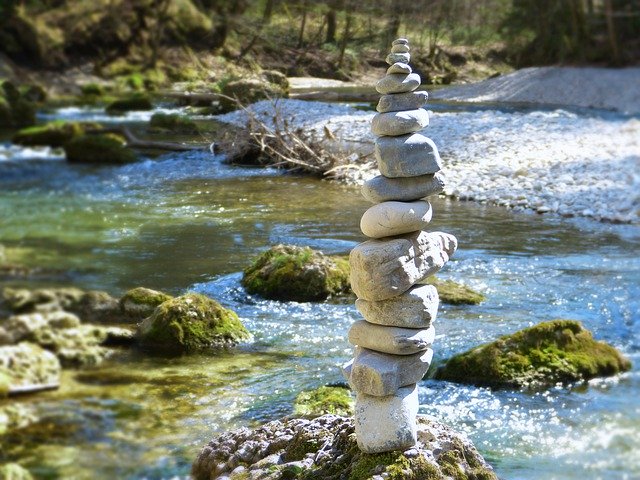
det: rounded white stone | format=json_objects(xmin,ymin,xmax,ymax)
[
  {"xmin": 356, "ymin": 284, "xmax": 439, "ymax": 328},
  {"xmin": 361, "ymin": 172, "xmax": 446, "ymax": 203},
  {"xmin": 391, "ymin": 44, "xmax": 410, "ymax": 54},
  {"xmin": 377, "ymin": 90, "xmax": 428, "ymax": 113},
  {"xmin": 360, "ymin": 200, "xmax": 432, "ymax": 238},
  {"xmin": 375, "ymin": 132, "xmax": 441, "ymax": 177},
  {"xmin": 392, "ymin": 38, "xmax": 409, "ymax": 46},
  {"xmin": 348, "ymin": 320, "xmax": 436, "ymax": 355},
  {"xmin": 386, "ymin": 52, "xmax": 410, "ymax": 65},
  {"xmin": 376, "ymin": 73, "xmax": 421, "ymax": 95},
  {"xmin": 371, "ymin": 109, "xmax": 429, "ymax": 137},
  {"xmin": 386, "ymin": 62, "xmax": 412, "ymax": 75}
]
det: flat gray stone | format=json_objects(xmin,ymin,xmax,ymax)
[
  {"xmin": 377, "ymin": 90, "xmax": 428, "ymax": 113},
  {"xmin": 375, "ymin": 73, "xmax": 421, "ymax": 95},
  {"xmin": 392, "ymin": 38, "xmax": 409, "ymax": 46},
  {"xmin": 350, "ymin": 230, "xmax": 457, "ymax": 301},
  {"xmin": 391, "ymin": 44, "xmax": 410, "ymax": 53},
  {"xmin": 348, "ymin": 320, "xmax": 435, "ymax": 355},
  {"xmin": 356, "ymin": 284, "xmax": 439, "ymax": 328},
  {"xmin": 386, "ymin": 62, "xmax": 412, "ymax": 75},
  {"xmin": 361, "ymin": 172, "xmax": 446, "ymax": 203},
  {"xmin": 354, "ymin": 384, "xmax": 419, "ymax": 453},
  {"xmin": 360, "ymin": 200, "xmax": 432, "ymax": 238},
  {"xmin": 375, "ymin": 133, "xmax": 441, "ymax": 177},
  {"xmin": 343, "ymin": 347, "xmax": 433, "ymax": 396},
  {"xmin": 371, "ymin": 109, "xmax": 429, "ymax": 137},
  {"xmin": 386, "ymin": 52, "xmax": 410, "ymax": 65}
]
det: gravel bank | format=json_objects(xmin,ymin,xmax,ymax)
[
  {"xmin": 216, "ymin": 95, "xmax": 640, "ymax": 224},
  {"xmin": 431, "ymin": 67, "xmax": 640, "ymax": 115}
]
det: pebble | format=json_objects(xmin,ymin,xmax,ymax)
[
  {"xmin": 386, "ymin": 52, "xmax": 410, "ymax": 65},
  {"xmin": 387, "ymin": 62, "xmax": 412, "ymax": 75},
  {"xmin": 349, "ymin": 231, "xmax": 457, "ymax": 301},
  {"xmin": 354, "ymin": 384, "xmax": 419, "ymax": 453},
  {"xmin": 377, "ymin": 90, "xmax": 428, "ymax": 113},
  {"xmin": 355, "ymin": 284, "xmax": 439, "ymax": 328},
  {"xmin": 348, "ymin": 321, "xmax": 435, "ymax": 355},
  {"xmin": 361, "ymin": 172, "xmax": 446, "ymax": 203},
  {"xmin": 392, "ymin": 38, "xmax": 409, "ymax": 46},
  {"xmin": 343, "ymin": 347, "xmax": 433, "ymax": 396},
  {"xmin": 371, "ymin": 109, "xmax": 429, "ymax": 137},
  {"xmin": 375, "ymin": 132, "xmax": 441, "ymax": 177},
  {"xmin": 375, "ymin": 73, "xmax": 421, "ymax": 95},
  {"xmin": 391, "ymin": 44, "xmax": 410, "ymax": 54},
  {"xmin": 360, "ymin": 200, "xmax": 432, "ymax": 238}
]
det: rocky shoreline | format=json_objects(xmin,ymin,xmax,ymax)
[{"xmin": 216, "ymin": 87, "xmax": 640, "ymax": 224}]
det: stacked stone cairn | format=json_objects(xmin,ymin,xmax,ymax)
[{"xmin": 342, "ymin": 38, "xmax": 458, "ymax": 454}]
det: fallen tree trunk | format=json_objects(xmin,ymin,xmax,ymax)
[{"xmin": 87, "ymin": 127, "xmax": 210, "ymax": 152}]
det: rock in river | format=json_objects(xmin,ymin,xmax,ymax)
[
  {"xmin": 371, "ymin": 109, "xmax": 429, "ymax": 137},
  {"xmin": 375, "ymin": 132, "xmax": 441, "ymax": 177},
  {"xmin": 435, "ymin": 319, "xmax": 632, "ymax": 389},
  {"xmin": 361, "ymin": 172, "xmax": 446, "ymax": 204},
  {"xmin": 0, "ymin": 342, "xmax": 60, "ymax": 396},
  {"xmin": 191, "ymin": 414, "xmax": 498, "ymax": 480}
]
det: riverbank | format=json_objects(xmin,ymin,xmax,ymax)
[{"xmin": 216, "ymin": 72, "xmax": 640, "ymax": 224}]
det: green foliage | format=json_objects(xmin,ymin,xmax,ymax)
[
  {"xmin": 64, "ymin": 134, "xmax": 137, "ymax": 164},
  {"xmin": 80, "ymin": 83, "xmax": 104, "ymax": 96},
  {"xmin": 136, "ymin": 293, "xmax": 251, "ymax": 352},
  {"xmin": 436, "ymin": 319, "xmax": 632, "ymax": 389},
  {"xmin": 293, "ymin": 386, "xmax": 354, "ymax": 417}
]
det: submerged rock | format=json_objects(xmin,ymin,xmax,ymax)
[
  {"xmin": 149, "ymin": 113, "xmax": 199, "ymax": 134},
  {"xmin": 119, "ymin": 287, "xmax": 173, "ymax": 322},
  {"xmin": 293, "ymin": 385, "xmax": 354, "ymax": 417},
  {"xmin": 64, "ymin": 134, "xmax": 137, "ymax": 164},
  {"xmin": 0, "ymin": 342, "xmax": 61, "ymax": 396},
  {"xmin": 242, "ymin": 245, "xmax": 351, "ymax": 302},
  {"xmin": 137, "ymin": 293, "xmax": 250, "ymax": 352},
  {"xmin": 192, "ymin": 414, "xmax": 497, "ymax": 480},
  {"xmin": 422, "ymin": 276, "xmax": 485, "ymax": 305},
  {"xmin": 435, "ymin": 319, "xmax": 632, "ymax": 389},
  {"xmin": 1, "ymin": 287, "xmax": 84, "ymax": 314},
  {"xmin": 68, "ymin": 290, "xmax": 121, "ymax": 324}
]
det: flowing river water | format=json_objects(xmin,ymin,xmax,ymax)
[{"xmin": 0, "ymin": 103, "xmax": 639, "ymax": 480}]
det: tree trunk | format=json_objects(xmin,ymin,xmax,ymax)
[
  {"xmin": 326, "ymin": 8, "xmax": 337, "ymax": 43},
  {"xmin": 297, "ymin": 0, "xmax": 308, "ymax": 48},
  {"xmin": 338, "ymin": 2, "xmax": 352, "ymax": 69},
  {"xmin": 263, "ymin": 0, "xmax": 276, "ymax": 24},
  {"xmin": 604, "ymin": 0, "xmax": 620, "ymax": 64}
]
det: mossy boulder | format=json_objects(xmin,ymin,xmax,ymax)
[
  {"xmin": 136, "ymin": 293, "xmax": 251, "ymax": 352},
  {"xmin": 1, "ymin": 287, "xmax": 85, "ymax": 314},
  {"xmin": 67, "ymin": 290, "xmax": 121, "ymax": 324},
  {"xmin": 294, "ymin": 385, "xmax": 354, "ymax": 417},
  {"xmin": 149, "ymin": 113, "xmax": 198, "ymax": 134},
  {"xmin": 64, "ymin": 133, "xmax": 137, "ymax": 164},
  {"xmin": 192, "ymin": 415, "xmax": 497, "ymax": 480},
  {"xmin": 423, "ymin": 276, "xmax": 486, "ymax": 305},
  {"xmin": 12, "ymin": 121, "xmax": 101, "ymax": 147},
  {"xmin": 119, "ymin": 287, "xmax": 173, "ymax": 321},
  {"xmin": 0, "ymin": 342, "xmax": 61, "ymax": 396},
  {"xmin": 105, "ymin": 94, "xmax": 153, "ymax": 114},
  {"xmin": 242, "ymin": 245, "xmax": 351, "ymax": 302},
  {"xmin": 0, "ymin": 463, "xmax": 33, "ymax": 480},
  {"xmin": 0, "ymin": 81, "xmax": 37, "ymax": 128},
  {"xmin": 435, "ymin": 319, "xmax": 632, "ymax": 389}
]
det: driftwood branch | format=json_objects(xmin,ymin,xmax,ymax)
[
  {"xmin": 87, "ymin": 127, "xmax": 209, "ymax": 152},
  {"xmin": 9, "ymin": 382, "xmax": 60, "ymax": 396}
]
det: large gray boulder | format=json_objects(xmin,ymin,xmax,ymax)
[{"xmin": 192, "ymin": 414, "xmax": 498, "ymax": 480}]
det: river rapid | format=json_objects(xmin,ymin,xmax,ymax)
[{"xmin": 0, "ymin": 103, "xmax": 639, "ymax": 480}]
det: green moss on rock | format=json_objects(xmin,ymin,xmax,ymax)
[
  {"xmin": 423, "ymin": 276, "xmax": 486, "ymax": 305},
  {"xmin": 12, "ymin": 121, "xmax": 101, "ymax": 147},
  {"xmin": 149, "ymin": 113, "xmax": 198, "ymax": 134},
  {"xmin": 64, "ymin": 134, "xmax": 137, "ymax": 164},
  {"xmin": 435, "ymin": 319, "xmax": 632, "ymax": 389},
  {"xmin": 0, "ymin": 463, "xmax": 33, "ymax": 480},
  {"xmin": 120, "ymin": 287, "xmax": 173, "ymax": 321},
  {"xmin": 242, "ymin": 245, "xmax": 351, "ymax": 302},
  {"xmin": 294, "ymin": 385, "xmax": 354, "ymax": 417},
  {"xmin": 105, "ymin": 94, "xmax": 153, "ymax": 114},
  {"xmin": 136, "ymin": 293, "xmax": 250, "ymax": 352}
]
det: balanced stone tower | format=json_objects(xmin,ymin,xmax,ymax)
[{"xmin": 343, "ymin": 38, "xmax": 458, "ymax": 454}]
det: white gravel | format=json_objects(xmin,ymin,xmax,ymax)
[{"xmin": 216, "ymin": 97, "xmax": 640, "ymax": 224}]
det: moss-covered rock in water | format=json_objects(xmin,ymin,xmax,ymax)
[
  {"xmin": 137, "ymin": 293, "xmax": 250, "ymax": 352},
  {"xmin": 119, "ymin": 287, "xmax": 173, "ymax": 321},
  {"xmin": 423, "ymin": 276, "xmax": 486, "ymax": 305},
  {"xmin": 12, "ymin": 121, "xmax": 101, "ymax": 147},
  {"xmin": 149, "ymin": 113, "xmax": 198, "ymax": 134},
  {"xmin": 67, "ymin": 290, "xmax": 121, "ymax": 324},
  {"xmin": 242, "ymin": 245, "xmax": 351, "ymax": 302},
  {"xmin": 220, "ymin": 78, "xmax": 287, "ymax": 112},
  {"xmin": 192, "ymin": 415, "xmax": 498, "ymax": 480},
  {"xmin": 0, "ymin": 342, "xmax": 61, "ymax": 396},
  {"xmin": 64, "ymin": 134, "xmax": 137, "ymax": 164},
  {"xmin": 294, "ymin": 385, "xmax": 354, "ymax": 417},
  {"xmin": 105, "ymin": 94, "xmax": 153, "ymax": 114},
  {"xmin": 0, "ymin": 287, "xmax": 85, "ymax": 314},
  {"xmin": 0, "ymin": 463, "xmax": 33, "ymax": 480},
  {"xmin": 435, "ymin": 319, "xmax": 632, "ymax": 389}
]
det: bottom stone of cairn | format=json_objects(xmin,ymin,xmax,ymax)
[{"xmin": 354, "ymin": 384, "xmax": 419, "ymax": 453}]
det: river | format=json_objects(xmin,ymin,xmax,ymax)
[{"xmin": 0, "ymin": 102, "xmax": 638, "ymax": 479}]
